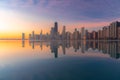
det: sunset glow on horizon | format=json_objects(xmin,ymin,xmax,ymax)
[{"xmin": 0, "ymin": 0, "xmax": 120, "ymax": 39}]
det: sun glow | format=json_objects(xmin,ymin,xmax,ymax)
[
  {"xmin": 0, "ymin": 9, "xmax": 52, "ymax": 39},
  {"xmin": 0, "ymin": 9, "xmax": 31, "ymax": 38}
]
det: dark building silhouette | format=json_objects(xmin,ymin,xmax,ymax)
[
  {"xmin": 50, "ymin": 41, "xmax": 59, "ymax": 58},
  {"xmin": 61, "ymin": 41, "xmax": 66, "ymax": 55},
  {"xmin": 50, "ymin": 22, "xmax": 59, "ymax": 40},
  {"xmin": 54, "ymin": 22, "xmax": 58, "ymax": 34},
  {"xmin": 62, "ymin": 26, "xmax": 66, "ymax": 40}
]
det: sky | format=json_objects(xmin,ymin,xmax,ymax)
[{"xmin": 0, "ymin": 0, "xmax": 120, "ymax": 39}]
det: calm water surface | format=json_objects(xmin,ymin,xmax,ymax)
[{"xmin": 0, "ymin": 40, "xmax": 120, "ymax": 80}]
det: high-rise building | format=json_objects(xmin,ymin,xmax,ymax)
[
  {"xmin": 106, "ymin": 26, "xmax": 110, "ymax": 40},
  {"xmin": 50, "ymin": 27, "xmax": 54, "ymax": 40},
  {"xmin": 35, "ymin": 34, "xmax": 40, "ymax": 41},
  {"xmin": 62, "ymin": 26, "xmax": 66, "ymax": 40},
  {"xmin": 81, "ymin": 27, "xmax": 86, "ymax": 40},
  {"xmin": 73, "ymin": 28, "xmax": 80, "ymax": 40},
  {"xmin": 109, "ymin": 21, "xmax": 120, "ymax": 40},
  {"xmin": 118, "ymin": 27, "xmax": 120, "ymax": 39},
  {"xmin": 102, "ymin": 26, "xmax": 108, "ymax": 40},
  {"xmin": 50, "ymin": 22, "xmax": 59, "ymax": 40},
  {"xmin": 29, "ymin": 34, "xmax": 32, "ymax": 40},
  {"xmin": 54, "ymin": 22, "xmax": 58, "ymax": 33},
  {"xmin": 32, "ymin": 31, "xmax": 35, "ymax": 40},
  {"xmin": 40, "ymin": 30, "xmax": 43, "ymax": 40},
  {"xmin": 85, "ymin": 30, "xmax": 89, "ymax": 40},
  {"xmin": 98, "ymin": 30, "xmax": 102, "ymax": 40},
  {"xmin": 92, "ymin": 31, "xmax": 98, "ymax": 40},
  {"xmin": 22, "ymin": 33, "xmax": 25, "ymax": 40},
  {"xmin": 66, "ymin": 32, "xmax": 71, "ymax": 40}
]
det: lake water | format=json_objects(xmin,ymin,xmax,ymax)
[{"xmin": 0, "ymin": 40, "xmax": 120, "ymax": 80}]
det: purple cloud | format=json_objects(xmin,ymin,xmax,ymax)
[{"xmin": 1, "ymin": 0, "xmax": 120, "ymax": 22}]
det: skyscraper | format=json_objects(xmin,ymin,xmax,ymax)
[
  {"xmin": 50, "ymin": 22, "xmax": 59, "ymax": 40},
  {"xmin": 22, "ymin": 33, "xmax": 25, "ymax": 40},
  {"xmin": 32, "ymin": 31, "xmax": 34, "ymax": 40},
  {"xmin": 72, "ymin": 28, "xmax": 79, "ymax": 40},
  {"xmin": 54, "ymin": 22, "xmax": 58, "ymax": 34},
  {"xmin": 109, "ymin": 21, "xmax": 120, "ymax": 39},
  {"xmin": 50, "ymin": 27, "xmax": 54, "ymax": 39},
  {"xmin": 29, "ymin": 34, "xmax": 32, "ymax": 40},
  {"xmin": 62, "ymin": 26, "xmax": 66, "ymax": 40},
  {"xmin": 81, "ymin": 27, "xmax": 86, "ymax": 40},
  {"xmin": 40, "ymin": 30, "xmax": 43, "ymax": 40}
]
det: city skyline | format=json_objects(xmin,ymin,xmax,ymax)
[
  {"xmin": 1, "ymin": 0, "xmax": 120, "ymax": 39},
  {"xmin": 1, "ymin": 1, "xmax": 120, "ymax": 80},
  {"xmin": 26, "ymin": 21, "xmax": 120, "ymax": 41}
]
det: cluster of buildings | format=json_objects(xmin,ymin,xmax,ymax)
[
  {"xmin": 22, "ymin": 21, "xmax": 120, "ymax": 41},
  {"xmin": 80, "ymin": 21, "xmax": 120, "ymax": 40},
  {"xmin": 94, "ymin": 21, "xmax": 120, "ymax": 40}
]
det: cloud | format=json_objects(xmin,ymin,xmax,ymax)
[{"xmin": 0, "ymin": 0, "xmax": 120, "ymax": 22}]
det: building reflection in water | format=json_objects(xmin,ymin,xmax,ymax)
[
  {"xmin": 50, "ymin": 41, "xmax": 59, "ymax": 58},
  {"xmin": 24, "ymin": 40, "xmax": 120, "ymax": 59},
  {"xmin": 22, "ymin": 40, "xmax": 25, "ymax": 47}
]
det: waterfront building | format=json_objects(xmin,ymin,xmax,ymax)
[
  {"xmin": 109, "ymin": 21, "xmax": 120, "ymax": 40},
  {"xmin": 66, "ymin": 32, "xmax": 71, "ymax": 40},
  {"xmin": 62, "ymin": 26, "xmax": 66, "ymax": 40},
  {"xmin": 40, "ymin": 30, "xmax": 43, "ymax": 40},
  {"xmin": 118, "ymin": 27, "xmax": 120, "ymax": 39},
  {"xmin": 32, "ymin": 31, "xmax": 35, "ymax": 40},
  {"xmin": 92, "ymin": 31, "xmax": 98, "ymax": 40},
  {"xmin": 35, "ymin": 34, "xmax": 40, "ymax": 41},
  {"xmin": 22, "ymin": 33, "xmax": 25, "ymax": 40},
  {"xmin": 102, "ymin": 27, "xmax": 107, "ymax": 40},
  {"xmin": 106, "ymin": 26, "xmax": 110, "ymax": 40},
  {"xmin": 50, "ymin": 22, "xmax": 59, "ymax": 40},
  {"xmin": 85, "ymin": 30, "xmax": 89, "ymax": 40},
  {"xmin": 87, "ymin": 32, "xmax": 92, "ymax": 40},
  {"xmin": 98, "ymin": 30, "xmax": 102, "ymax": 40},
  {"xmin": 73, "ymin": 28, "xmax": 80, "ymax": 40},
  {"xmin": 81, "ymin": 27, "xmax": 86, "ymax": 40},
  {"xmin": 54, "ymin": 22, "xmax": 58, "ymax": 34},
  {"xmin": 29, "ymin": 34, "xmax": 32, "ymax": 40}
]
